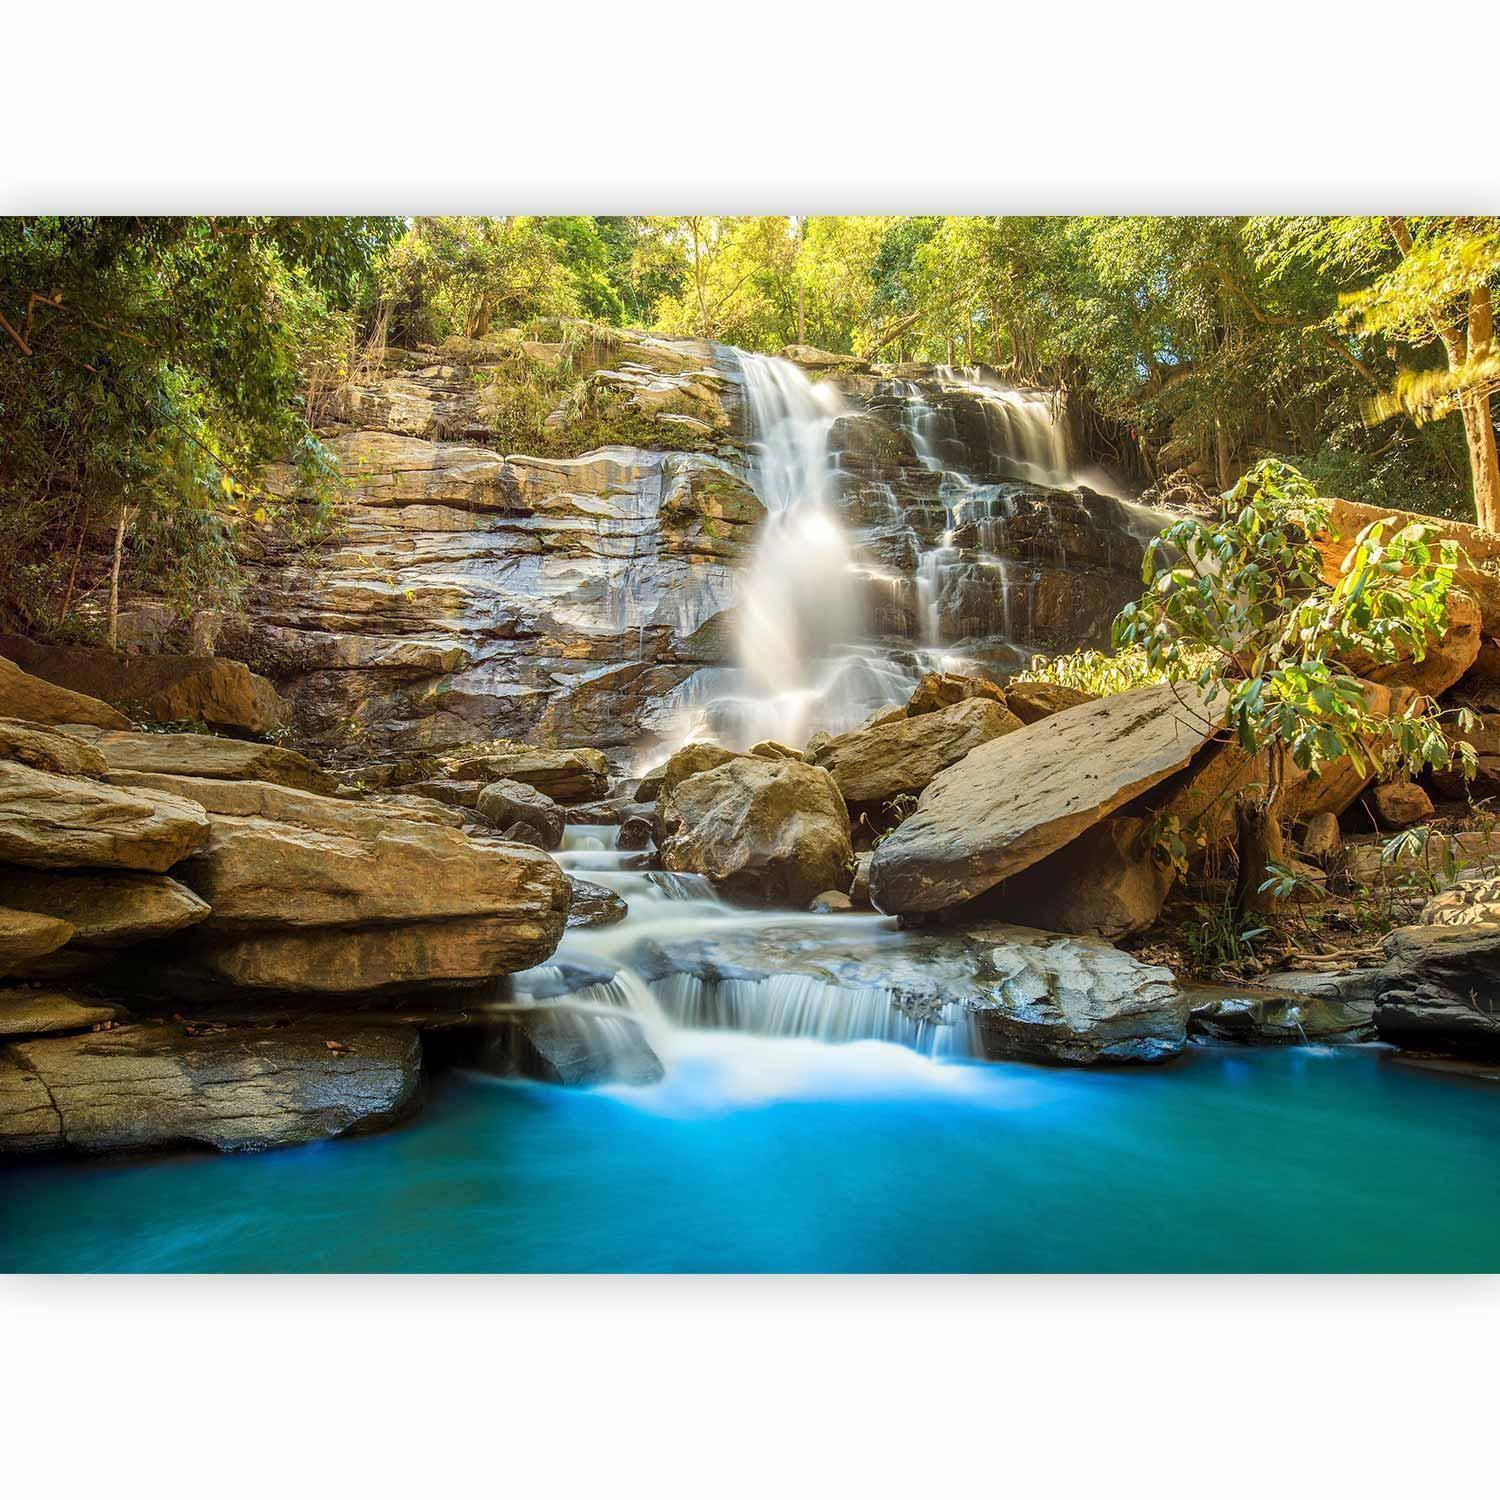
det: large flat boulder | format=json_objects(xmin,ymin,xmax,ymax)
[
  {"xmin": 447, "ymin": 747, "xmax": 608, "ymax": 803},
  {"xmin": 0, "ymin": 719, "xmax": 108, "ymax": 778},
  {"xmin": 0, "ymin": 870, "xmax": 209, "ymax": 949},
  {"xmin": 870, "ymin": 682, "xmax": 1225, "ymax": 916},
  {"xmin": 0, "ymin": 986, "xmax": 128, "ymax": 1039},
  {"xmin": 0, "ymin": 908, "xmax": 75, "ymax": 978},
  {"xmin": 1374, "ymin": 925, "xmax": 1500, "ymax": 1055},
  {"xmin": 0, "ymin": 1021, "xmax": 422, "ymax": 1155},
  {"xmin": 658, "ymin": 757, "xmax": 853, "ymax": 907},
  {"xmin": 64, "ymin": 727, "xmax": 336, "ymax": 794},
  {"xmin": 0, "ymin": 655, "xmax": 129, "ymax": 730},
  {"xmin": 0, "ymin": 763, "xmax": 210, "ymax": 872},
  {"xmin": 809, "ymin": 696, "xmax": 1021, "ymax": 807},
  {"xmin": 0, "ymin": 637, "xmax": 287, "ymax": 736},
  {"xmin": 631, "ymin": 917, "xmax": 1186, "ymax": 1064}
]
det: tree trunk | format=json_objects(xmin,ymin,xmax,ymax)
[
  {"xmin": 1459, "ymin": 391, "xmax": 1500, "ymax": 533},
  {"xmin": 1215, "ymin": 417, "xmax": 1234, "ymax": 493},
  {"xmin": 1233, "ymin": 757, "xmax": 1286, "ymax": 919},
  {"xmin": 795, "ymin": 215, "xmax": 806, "ymax": 345},
  {"xmin": 108, "ymin": 504, "xmax": 133, "ymax": 651}
]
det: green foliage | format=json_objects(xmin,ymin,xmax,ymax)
[
  {"xmin": 1114, "ymin": 459, "xmax": 1475, "ymax": 789},
  {"xmin": 0, "ymin": 215, "xmax": 397, "ymax": 633},
  {"xmin": 1013, "ymin": 643, "xmax": 1215, "ymax": 696}
]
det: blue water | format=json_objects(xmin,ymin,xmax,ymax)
[{"xmin": 3, "ymin": 1037, "xmax": 1497, "ymax": 1272}]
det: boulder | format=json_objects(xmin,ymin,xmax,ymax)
[
  {"xmin": 617, "ymin": 815, "xmax": 653, "ymax": 851},
  {"xmin": 66, "ymin": 727, "xmax": 336, "ymax": 794},
  {"xmin": 402, "ymin": 778, "xmax": 483, "ymax": 808},
  {"xmin": 1429, "ymin": 754, "xmax": 1500, "ymax": 803},
  {"xmin": 636, "ymin": 742, "xmax": 742, "ymax": 805},
  {"xmin": 1366, "ymin": 781, "xmax": 1434, "ymax": 831},
  {"xmin": 501, "ymin": 823, "xmax": 546, "ymax": 849},
  {"xmin": 0, "ymin": 870, "xmax": 209, "ymax": 950},
  {"xmin": 566, "ymin": 877, "xmax": 629, "ymax": 929},
  {"xmin": 1004, "ymin": 680, "xmax": 1096, "ymax": 725},
  {"xmin": 779, "ymin": 344, "xmax": 867, "ymax": 373},
  {"xmin": 1298, "ymin": 811, "xmax": 1343, "ymax": 862},
  {"xmin": 362, "ymin": 793, "xmax": 466, "ymax": 827},
  {"xmin": 871, "ymin": 682, "xmax": 1225, "ymax": 916},
  {"xmin": 0, "ymin": 1021, "xmax": 422, "ymax": 1155},
  {"xmin": 0, "ymin": 763, "xmax": 209, "ymax": 872},
  {"xmin": 982, "ymin": 815, "xmax": 1173, "ymax": 941},
  {"xmin": 0, "ymin": 719, "xmax": 108, "ymax": 778},
  {"xmin": 658, "ymin": 757, "xmax": 853, "ymax": 907},
  {"xmin": 849, "ymin": 852, "xmax": 873, "ymax": 907},
  {"xmin": 0, "ymin": 986, "xmax": 128, "ymax": 1039},
  {"xmin": 448, "ymin": 747, "xmax": 608, "ymax": 803},
  {"xmin": 0, "ymin": 908, "xmax": 75, "ymax": 978},
  {"xmin": 852, "ymin": 704, "xmax": 907, "ymax": 733},
  {"xmin": 809, "ymin": 889, "xmax": 854, "ymax": 913},
  {"xmin": 748, "ymin": 739, "xmax": 802, "ymax": 760},
  {"xmin": 476, "ymin": 778, "xmax": 564, "ymax": 850},
  {"xmin": 1418, "ymin": 872, "xmax": 1500, "ymax": 927},
  {"xmin": 1375, "ymin": 925, "xmax": 1500, "ymax": 1055},
  {"xmin": 0, "ymin": 638, "xmax": 286, "ymax": 736},
  {"xmin": 904, "ymin": 670, "xmax": 1008, "ymax": 718},
  {"xmin": 0, "ymin": 655, "xmax": 129, "ymax": 730},
  {"xmin": 1339, "ymin": 590, "xmax": 1481, "ymax": 698},
  {"xmin": 810, "ymin": 696, "xmax": 1022, "ymax": 807}
]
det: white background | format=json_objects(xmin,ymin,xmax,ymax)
[{"xmin": 3, "ymin": 4, "xmax": 1497, "ymax": 1493}]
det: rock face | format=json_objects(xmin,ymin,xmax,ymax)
[
  {"xmin": 0, "ymin": 637, "xmax": 286, "ymax": 736},
  {"xmin": 0, "ymin": 870, "xmax": 209, "ymax": 950},
  {"xmin": 0, "ymin": 1021, "xmax": 422, "ymax": 1155},
  {"xmin": 0, "ymin": 655, "xmax": 130, "ymax": 729},
  {"xmin": 658, "ymin": 756, "xmax": 853, "ymax": 907},
  {"xmin": 870, "ymin": 682, "xmax": 1224, "ymax": 915},
  {"xmin": 0, "ymin": 907, "xmax": 75, "ymax": 978},
  {"xmin": 0, "ymin": 763, "xmax": 210, "ymax": 872},
  {"xmin": 66, "ymin": 727, "xmax": 336, "ymax": 794},
  {"xmin": 1375, "ymin": 925, "xmax": 1500, "ymax": 1055},
  {"xmin": 449, "ymin": 747, "xmax": 608, "ymax": 803},
  {"xmin": 0, "ymin": 986, "xmax": 128, "ymax": 1038},
  {"xmin": 476, "ymin": 778, "xmax": 564, "ymax": 849},
  {"xmin": 810, "ymin": 697, "xmax": 1021, "ymax": 807}
]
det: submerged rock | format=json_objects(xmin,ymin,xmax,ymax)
[
  {"xmin": 810, "ymin": 696, "xmax": 1021, "ymax": 807},
  {"xmin": 474, "ymin": 1005, "xmax": 663, "ymax": 1087},
  {"xmin": 1375, "ymin": 925, "xmax": 1500, "ymax": 1055},
  {"xmin": 0, "ymin": 1020, "xmax": 422, "ymax": 1156},
  {"xmin": 870, "ymin": 681, "xmax": 1225, "ymax": 915},
  {"xmin": 567, "ymin": 877, "xmax": 629, "ymax": 929},
  {"xmin": 658, "ymin": 756, "xmax": 853, "ymax": 907}
]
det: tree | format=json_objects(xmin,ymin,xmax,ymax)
[
  {"xmin": 1114, "ymin": 459, "xmax": 1473, "ymax": 915},
  {"xmin": 0, "ymin": 215, "xmax": 396, "ymax": 636}
]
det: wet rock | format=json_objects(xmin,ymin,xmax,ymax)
[
  {"xmin": 0, "ymin": 1020, "xmax": 423, "ymax": 1156},
  {"xmin": 476, "ymin": 778, "xmax": 564, "ymax": 850},
  {"xmin": 617, "ymin": 815, "xmax": 653, "ymax": 851},
  {"xmin": 0, "ymin": 870, "xmax": 209, "ymax": 950},
  {"xmin": 567, "ymin": 877, "xmax": 628, "ymax": 929},
  {"xmin": 904, "ymin": 670, "xmax": 1008, "ymax": 717},
  {"xmin": 0, "ymin": 908, "xmax": 75, "ymax": 978},
  {"xmin": 810, "ymin": 696, "xmax": 1021, "ymax": 807},
  {"xmin": 809, "ymin": 889, "xmax": 854, "ymax": 913},
  {"xmin": 0, "ymin": 763, "xmax": 210, "ymax": 873},
  {"xmin": 871, "ymin": 681, "xmax": 1225, "ymax": 916},
  {"xmin": 658, "ymin": 756, "xmax": 853, "ymax": 907},
  {"xmin": 67, "ymin": 727, "xmax": 336, "ymax": 794},
  {"xmin": 1375, "ymin": 925, "xmax": 1500, "ymax": 1055},
  {"xmin": 448, "ymin": 747, "xmax": 608, "ymax": 804},
  {"xmin": 637, "ymin": 742, "xmax": 742, "ymax": 806},
  {"xmin": 0, "ymin": 986, "xmax": 129, "ymax": 1039},
  {"xmin": 1185, "ymin": 973, "xmax": 1378, "ymax": 1044},
  {"xmin": 0, "ymin": 637, "xmax": 286, "ymax": 735},
  {"xmin": 475, "ymin": 1005, "xmax": 663, "ymax": 1087},
  {"xmin": 1003, "ymin": 680, "xmax": 1096, "ymax": 725},
  {"xmin": 982, "ymin": 814, "xmax": 1173, "ymax": 941},
  {"xmin": 0, "ymin": 655, "xmax": 129, "ymax": 730},
  {"xmin": 0, "ymin": 719, "xmax": 109, "ymax": 778},
  {"xmin": 501, "ymin": 822, "xmax": 546, "ymax": 849},
  {"xmin": 1367, "ymin": 781, "xmax": 1434, "ymax": 831}
]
